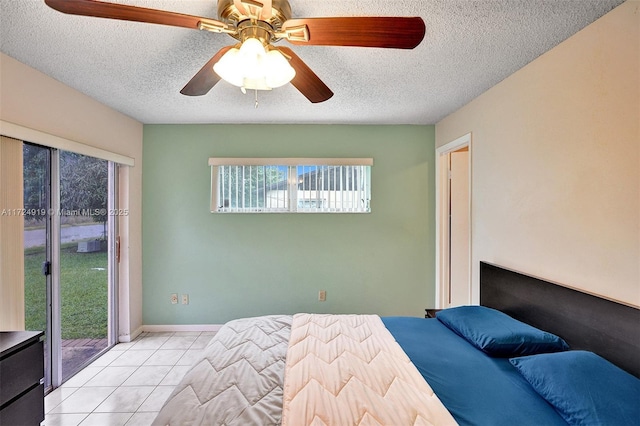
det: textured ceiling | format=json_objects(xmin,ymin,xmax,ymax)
[{"xmin": 0, "ymin": 0, "xmax": 625, "ymax": 125}]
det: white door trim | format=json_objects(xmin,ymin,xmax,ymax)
[{"xmin": 435, "ymin": 133, "xmax": 472, "ymax": 308}]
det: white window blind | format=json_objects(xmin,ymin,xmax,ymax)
[{"xmin": 209, "ymin": 158, "xmax": 373, "ymax": 213}]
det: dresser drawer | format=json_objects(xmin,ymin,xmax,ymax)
[
  {"xmin": 0, "ymin": 383, "xmax": 45, "ymax": 426},
  {"xmin": 0, "ymin": 340, "xmax": 44, "ymax": 406}
]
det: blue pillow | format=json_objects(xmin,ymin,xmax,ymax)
[
  {"xmin": 436, "ymin": 305, "xmax": 569, "ymax": 356},
  {"xmin": 510, "ymin": 351, "xmax": 640, "ymax": 425}
]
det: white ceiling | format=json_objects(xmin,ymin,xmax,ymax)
[{"xmin": 0, "ymin": 0, "xmax": 625, "ymax": 125}]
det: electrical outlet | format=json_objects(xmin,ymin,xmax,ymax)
[
  {"xmin": 182, "ymin": 294, "xmax": 189, "ymax": 305},
  {"xmin": 170, "ymin": 293, "xmax": 178, "ymax": 304},
  {"xmin": 318, "ymin": 290, "xmax": 326, "ymax": 302}
]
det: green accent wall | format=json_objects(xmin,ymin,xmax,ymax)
[{"xmin": 142, "ymin": 124, "xmax": 435, "ymax": 325}]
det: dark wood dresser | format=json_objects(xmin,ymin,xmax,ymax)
[{"xmin": 0, "ymin": 331, "xmax": 45, "ymax": 426}]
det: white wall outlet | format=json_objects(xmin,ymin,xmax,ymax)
[
  {"xmin": 182, "ymin": 294, "xmax": 189, "ymax": 305},
  {"xmin": 170, "ymin": 293, "xmax": 178, "ymax": 304},
  {"xmin": 318, "ymin": 290, "xmax": 326, "ymax": 302}
]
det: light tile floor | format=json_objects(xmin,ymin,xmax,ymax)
[{"xmin": 43, "ymin": 331, "xmax": 216, "ymax": 426}]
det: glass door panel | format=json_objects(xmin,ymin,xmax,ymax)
[{"xmin": 58, "ymin": 151, "xmax": 110, "ymax": 381}]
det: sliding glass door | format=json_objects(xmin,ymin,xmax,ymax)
[{"xmin": 23, "ymin": 143, "xmax": 118, "ymax": 389}]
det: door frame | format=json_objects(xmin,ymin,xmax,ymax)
[
  {"xmin": 50, "ymin": 148, "xmax": 63, "ymax": 387},
  {"xmin": 435, "ymin": 133, "xmax": 472, "ymax": 308},
  {"xmin": 107, "ymin": 162, "xmax": 119, "ymax": 347}
]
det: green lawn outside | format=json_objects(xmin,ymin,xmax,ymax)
[{"xmin": 24, "ymin": 243, "xmax": 108, "ymax": 339}]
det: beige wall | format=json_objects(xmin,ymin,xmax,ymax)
[
  {"xmin": 0, "ymin": 136, "xmax": 25, "ymax": 330},
  {"xmin": 436, "ymin": 1, "xmax": 639, "ymax": 306},
  {"xmin": 0, "ymin": 53, "xmax": 144, "ymax": 339}
]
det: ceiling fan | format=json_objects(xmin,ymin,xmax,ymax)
[{"xmin": 44, "ymin": 0, "xmax": 426, "ymax": 103}]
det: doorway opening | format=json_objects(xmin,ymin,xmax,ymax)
[{"xmin": 435, "ymin": 133, "xmax": 471, "ymax": 308}]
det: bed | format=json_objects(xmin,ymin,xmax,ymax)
[{"xmin": 153, "ymin": 262, "xmax": 640, "ymax": 425}]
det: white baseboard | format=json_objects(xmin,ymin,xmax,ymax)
[
  {"xmin": 142, "ymin": 324, "xmax": 223, "ymax": 333},
  {"xmin": 118, "ymin": 325, "xmax": 144, "ymax": 343}
]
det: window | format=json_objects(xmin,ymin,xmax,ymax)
[{"xmin": 209, "ymin": 158, "xmax": 373, "ymax": 213}]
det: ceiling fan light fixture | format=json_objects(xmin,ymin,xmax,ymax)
[
  {"xmin": 213, "ymin": 47, "xmax": 243, "ymax": 86},
  {"xmin": 213, "ymin": 37, "xmax": 295, "ymax": 92},
  {"xmin": 265, "ymin": 49, "xmax": 296, "ymax": 88}
]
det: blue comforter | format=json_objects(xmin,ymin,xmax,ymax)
[{"xmin": 383, "ymin": 317, "xmax": 568, "ymax": 426}]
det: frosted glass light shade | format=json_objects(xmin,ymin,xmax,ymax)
[
  {"xmin": 264, "ymin": 50, "xmax": 295, "ymax": 88},
  {"xmin": 213, "ymin": 38, "xmax": 296, "ymax": 91},
  {"xmin": 213, "ymin": 47, "xmax": 243, "ymax": 86}
]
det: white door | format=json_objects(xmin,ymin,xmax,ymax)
[{"xmin": 449, "ymin": 149, "xmax": 470, "ymax": 306}]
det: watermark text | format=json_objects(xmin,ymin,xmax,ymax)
[{"xmin": 1, "ymin": 208, "xmax": 129, "ymax": 217}]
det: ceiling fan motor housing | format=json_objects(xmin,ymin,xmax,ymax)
[{"xmin": 218, "ymin": 0, "xmax": 292, "ymax": 44}]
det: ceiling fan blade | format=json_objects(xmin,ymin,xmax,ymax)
[
  {"xmin": 282, "ymin": 17, "xmax": 425, "ymax": 49},
  {"xmin": 44, "ymin": 0, "xmax": 228, "ymax": 32},
  {"xmin": 277, "ymin": 47, "xmax": 333, "ymax": 103},
  {"xmin": 181, "ymin": 46, "xmax": 234, "ymax": 96}
]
